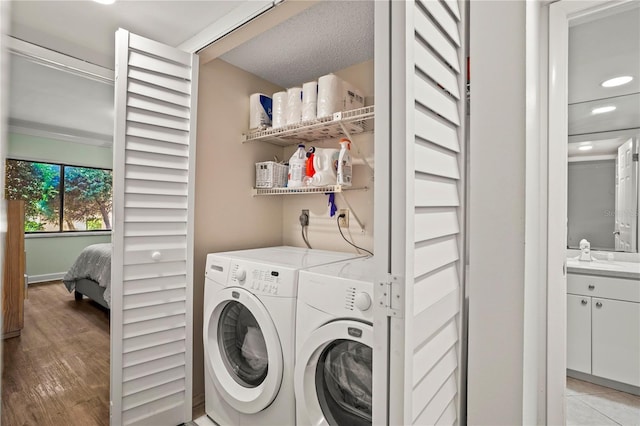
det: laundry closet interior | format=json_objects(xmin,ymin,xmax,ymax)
[
  {"xmin": 110, "ymin": 0, "xmax": 466, "ymax": 424},
  {"xmin": 191, "ymin": 0, "xmax": 375, "ymax": 415}
]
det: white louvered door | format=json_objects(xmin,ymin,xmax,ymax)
[
  {"xmin": 111, "ymin": 29, "xmax": 198, "ymax": 426},
  {"xmin": 374, "ymin": 1, "xmax": 467, "ymax": 425}
]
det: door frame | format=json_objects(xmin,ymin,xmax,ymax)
[{"xmin": 545, "ymin": 1, "xmax": 637, "ymax": 424}]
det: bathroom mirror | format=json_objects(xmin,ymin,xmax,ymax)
[
  {"xmin": 567, "ymin": 136, "xmax": 639, "ymax": 252},
  {"xmin": 566, "ymin": 4, "xmax": 640, "ymax": 253}
]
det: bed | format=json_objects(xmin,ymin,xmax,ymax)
[{"xmin": 62, "ymin": 243, "xmax": 111, "ymax": 309}]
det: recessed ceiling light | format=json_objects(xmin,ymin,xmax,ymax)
[
  {"xmin": 601, "ymin": 76, "xmax": 633, "ymax": 88},
  {"xmin": 592, "ymin": 106, "xmax": 616, "ymax": 115},
  {"xmin": 578, "ymin": 145, "xmax": 593, "ymax": 151},
  {"xmin": 93, "ymin": 0, "xmax": 116, "ymax": 4}
]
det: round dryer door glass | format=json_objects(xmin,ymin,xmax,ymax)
[
  {"xmin": 315, "ymin": 339, "xmax": 372, "ymax": 426},
  {"xmin": 218, "ymin": 301, "xmax": 269, "ymax": 388}
]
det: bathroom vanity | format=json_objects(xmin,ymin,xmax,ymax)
[{"xmin": 566, "ymin": 259, "xmax": 640, "ymax": 394}]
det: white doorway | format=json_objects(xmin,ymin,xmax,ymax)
[{"xmin": 547, "ymin": 1, "xmax": 640, "ymax": 424}]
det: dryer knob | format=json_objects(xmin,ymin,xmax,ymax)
[
  {"xmin": 235, "ymin": 268, "xmax": 247, "ymax": 282},
  {"xmin": 354, "ymin": 292, "xmax": 372, "ymax": 311}
]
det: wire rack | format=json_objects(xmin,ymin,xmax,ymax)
[
  {"xmin": 252, "ymin": 185, "xmax": 368, "ymax": 196},
  {"xmin": 242, "ymin": 105, "xmax": 375, "ymax": 146}
]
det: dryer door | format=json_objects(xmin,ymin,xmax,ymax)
[
  {"xmin": 295, "ymin": 320, "xmax": 373, "ymax": 426},
  {"xmin": 203, "ymin": 286, "xmax": 283, "ymax": 413}
]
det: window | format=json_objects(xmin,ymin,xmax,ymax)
[{"xmin": 5, "ymin": 159, "xmax": 112, "ymax": 233}]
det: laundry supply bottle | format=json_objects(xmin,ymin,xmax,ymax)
[
  {"xmin": 304, "ymin": 147, "xmax": 316, "ymax": 186},
  {"xmin": 337, "ymin": 138, "xmax": 352, "ymax": 187},
  {"xmin": 287, "ymin": 144, "xmax": 306, "ymax": 188}
]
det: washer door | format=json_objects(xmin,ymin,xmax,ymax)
[
  {"xmin": 203, "ymin": 287, "xmax": 283, "ymax": 413},
  {"xmin": 295, "ymin": 320, "xmax": 373, "ymax": 426}
]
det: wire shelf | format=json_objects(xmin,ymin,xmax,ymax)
[
  {"xmin": 242, "ymin": 105, "xmax": 375, "ymax": 146},
  {"xmin": 252, "ymin": 185, "xmax": 368, "ymax": 196}
]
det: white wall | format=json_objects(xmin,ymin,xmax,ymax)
[
  {"xmin": 193, "ymin": 58, "xmax": 285, "ymax": 404},
  {"xmin": 7, "ymin": 133, "xmax": 113, "ymax": 281},
  {"xmin": 281, "ymin": 59, "xmax": 374, "ymax": 254},
  {"xmin": 468, "ymin": 1, "xmax": 531, "ymax": 424},
  {"xmin": 25, "ymin": 233, "xmax": 111, "ymax": 281}
]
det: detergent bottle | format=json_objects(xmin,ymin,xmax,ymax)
[
  {"xmin": 337, "ymin": 138, "xmax": 352, "ymax": 187},
  {"xmin": 287, "ymin": 144, "xmax": 306, "ymax": 188}
]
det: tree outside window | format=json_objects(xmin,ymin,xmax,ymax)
[{"xmin": 5, "ymin": 159, "xmax": 112, "ymax": 233}]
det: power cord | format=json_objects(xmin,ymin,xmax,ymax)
[
  {"xmin": 336, "ymin": 214, "xmax": 373, "ymax": 256},
  {"xmin": 299, "ymin": 211, "xmax": 312, "ymax": 249}
]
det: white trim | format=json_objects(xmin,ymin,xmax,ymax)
[
  {"xmin": 569, "ymin": 128, "xmax": 640, "ymax": 143},
  {"xmin": 372, "ymin": 1, "xmax": 391, "ymax": 425},
  {"xmin": 568, "ymin": 154, "xmax": 616, "ymax": 162},
  {"xmin": 547, "ymin": 4, "xmax": 570, "ymax": 424},
  {"xmin": 184, "ymin": 47, "xmax": 199, "ymax": 423},
  {"xmin": 110, "ymin": 27, "xmax": 129, "ymax": 426},
  {"xmin": 25, "ymin": 231, "xmax": 112, "ymax": 239},
  {"xmin": 9, "ymin": 119, "xmax": 112, "ymax": 148},
  {"xmin": 387, "ymin": 1, "xmax": 411, "ymax": 423},
  {"xmin": 8, "ymin": 37, "xmax": 114, "ymax": 84},
  {"xmin": 177, "ymin": 1, "xmax": 273, "ymax": 53},
  {"xmin": 28, "ymin": 272, "xmax": 65, "ymax": 284}
]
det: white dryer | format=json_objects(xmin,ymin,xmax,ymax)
[
  {"xmin": 203, "ymin": 246, "xmax": 360, "ymax": 426},
  {"xmin": 294, "ymin": 257, "xmax": 376, "ymax": 426}
]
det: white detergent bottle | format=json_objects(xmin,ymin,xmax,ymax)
[
  {"xmin": 337, "ymin": 138, "xmax": 352, "ymax": 187},
  {"xmin": 287, "ymin": 144, "xmax": 306, "ymax": 188}
]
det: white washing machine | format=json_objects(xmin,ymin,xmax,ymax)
[
  {"xmin": 294, "ymin": 257, "xmax": 375, "ymax": 426},
  {"xmin": 203, "ymin": 246, "xmax": 361, "ymax": 426}
]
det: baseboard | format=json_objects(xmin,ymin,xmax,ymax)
[
  {"xmin": 568, "ymin": 369, "xmax": 640, "ymax": 396},
  {"xmin": 28, "ymin": 272, "xmax": 65, "ymax": 284}
]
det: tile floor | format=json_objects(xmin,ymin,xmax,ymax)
[{"xmin": 567, "ymin": 377, "xmax": 640, "ymax": 425}]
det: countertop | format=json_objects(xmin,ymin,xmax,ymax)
[{"xmin": 567, "ymin": 258, "xmax": 640, "ymax": 280}]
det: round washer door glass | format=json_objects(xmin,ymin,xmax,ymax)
[
  {"xmin": 218, "ymin": 301, "xmax": 269, "ymax": 387},
  {"xmin": 316, "ymin": 339, "xmax": 372, "ymax": 425}
]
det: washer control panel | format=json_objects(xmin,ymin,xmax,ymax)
[{"xmin": 229, "ymin": 261, "xmax": 296, "ymax": 297}]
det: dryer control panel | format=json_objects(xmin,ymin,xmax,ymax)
[{"xmin": 229, "ymin": 261, "xmax": 297, "ymax": 298}]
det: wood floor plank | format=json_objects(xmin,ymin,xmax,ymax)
[{"xmin": 1, "ymin": 281, "xmax": 110, "ymax": 426}]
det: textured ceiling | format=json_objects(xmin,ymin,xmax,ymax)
[{"xmin": 220, "ymin": 1, "xmax": 374, "ymax": 88}]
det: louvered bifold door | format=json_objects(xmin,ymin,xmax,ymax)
[
  {"xmin": 379, "ymin": 1, "xmax": 467, "ymax": 425},
  {"xmin": 111, "ymin": 29, "xmax": 198, "ymax": 426}
]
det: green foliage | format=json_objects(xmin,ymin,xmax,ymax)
[
  {"xmin": 5, "ymin": 160, "xmax": 60, "ymax": 228},
  {"xmin": 86, "ymin": 218, "xmax": 102, "ymax": 230},
  {"xmin": 64, "ymin": 167, "xmax": 113, "ymax": 229},
  {"xmin": 24, "ymin": 220, "xmax": 45, "ymax": 232}
]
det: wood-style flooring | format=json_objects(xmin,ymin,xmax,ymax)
[{"xmin": 2, "ymin": 281, "xmax": 109, "ymax": 426}]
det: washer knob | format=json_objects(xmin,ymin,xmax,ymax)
[
  {"xmin": 235, "ymin": 268, "xmax": 246, "ymax": 282},
  {"xmin": 354, "ymin": 292, "xmax": 372, "ymax": 311}
]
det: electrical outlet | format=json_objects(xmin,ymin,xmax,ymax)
[
  {"xmin": 300, "ymin": 209, "xmax": 310, "ymax": 226},
  {"xmin": 338, "ymin": 209, "xmax": 349, "ymax": 227}
]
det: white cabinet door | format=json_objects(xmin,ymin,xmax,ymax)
[
  {"xmin": 111, "ymin": 29, "xmax": 198, "ymax": 426},
  {"xmin": 592, "ymin": 298, "xmax": 640, "ymax": 387},
  {"xmin": 566, "ymin": 294, "xmax": 591, "ymax": 374},
  {"xmin": 373, "ymin": 1, "xmax": 466, "ymax": 424}
]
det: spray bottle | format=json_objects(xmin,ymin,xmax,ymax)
[{"xmin": 337, "ymin": 138, "xmax": 352, "ymax": 187}]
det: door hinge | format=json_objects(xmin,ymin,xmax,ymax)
[
  {"xmin": 633, "ymin": 153, "xmax": 638, "ymax": 162},
  {"xmin": 377, "ymin": 275, "xmax": 404, "ymax": 318}
]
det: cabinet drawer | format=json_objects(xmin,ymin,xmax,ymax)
[{"xmin": 568, "ymin": 274, "xmax": 640, "ymax": 302}]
